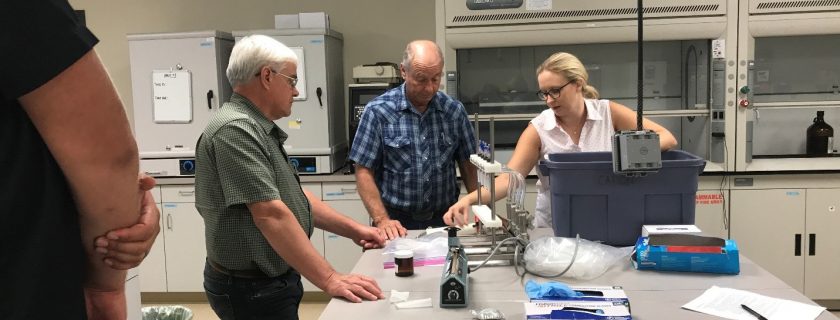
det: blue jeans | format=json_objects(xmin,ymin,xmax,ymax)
[
  {"xmin": 386, "ymin": 206, "xmax": 447, "ymax": 230},
  {"xmin": 203, "ymin": 261, "xmax": 303, "ymax": 320}
]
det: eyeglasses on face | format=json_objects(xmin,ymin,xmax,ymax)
[
  {"xmin": 536, "ymin": 80, "xmax": 574, "ymax": 101},
  {"xmin": 270, "ymin": 69, "xmax": 298, "ymax": 87},
  {"xmin": 255, "ymin": 67, "xmax": 298, "ymax": 87}
]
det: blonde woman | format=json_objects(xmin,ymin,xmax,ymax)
[{"xmin": 443, "ymin": 52, "xmax": 677, "ymax": 228}]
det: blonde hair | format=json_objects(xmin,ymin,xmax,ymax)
[{"xmin": 536, "ymin": 52, "xmax": 599, "ymax": 99}]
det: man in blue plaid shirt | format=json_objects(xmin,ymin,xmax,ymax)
[{"xmin": 349, "ymin": 40, "xmax": 478, "ymax": 240}]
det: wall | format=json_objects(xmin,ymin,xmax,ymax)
[{"xmin": 67, "ymin": 0, "xmax": 434, "ymax": 128}]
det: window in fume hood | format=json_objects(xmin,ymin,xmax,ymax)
[{"xmin": 454, "ymin": 40, "xmax": 716, "ymax": 160}]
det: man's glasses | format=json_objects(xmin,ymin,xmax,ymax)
[
  {"xmin": 536, "ymin": 80, "xmax": 573, "ymax": 101},
  {"xmin": 255, "ymin": 67, "xmax": 298, "ymax": 87},
  {"xmin": 270, "ymin": 69, "xmax": 298, "ymax": 87}
]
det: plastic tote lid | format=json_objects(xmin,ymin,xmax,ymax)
[{"xmin": 394, "ymin": 250, "xmax": 414, "ymax": 259}]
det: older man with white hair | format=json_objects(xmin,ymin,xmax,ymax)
[{"xmin": 195, "ymin": 35, "xmax": 385, "ymax": 319}]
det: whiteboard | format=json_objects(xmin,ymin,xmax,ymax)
[
  {"xmin": 152, "ymin": 70, "xmax": 192, "ymax": 123},
  {"xmin": 291, "ymin": 47, "xmax": 306, "ymax": 100}
]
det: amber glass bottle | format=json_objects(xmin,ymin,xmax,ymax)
[{"xmin": 806, "ymin": 111, "xmax": 834, "ymax": 155}]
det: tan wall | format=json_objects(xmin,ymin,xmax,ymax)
[{"xmin": 67, "ymin": 0, "xmax": 434, "ymax": 128}]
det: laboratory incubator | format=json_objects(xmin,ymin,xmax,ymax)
[{"xmin": 128, "ymin": 31, "xmax": 234, "ymax": 177}]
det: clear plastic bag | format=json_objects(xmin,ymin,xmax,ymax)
[
  {"xmin": 141, "ymin": 305, "xmax": 193, "ymax": 320},
  {"xmin": 381, "ymin": 232, "xmax": 449, "ymax": 268},
  {"xmin": 523, "ymin": 236, "xmax": 633, "ymax": 280}
]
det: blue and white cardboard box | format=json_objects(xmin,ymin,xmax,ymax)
[
  {"xmin": 531, "ymin": 286, "xmax": 629, "ymax": 304},
  {"xmin": 633, "ymin": 235, "xmax": 740, "ymax": 274},
  {"xmin": 525, "ymin": 300, "xmax": 632, "ymax": 319}
]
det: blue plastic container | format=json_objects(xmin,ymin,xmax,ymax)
[{"xmin": 537, "ymin": 150, "xmax": 706, "ymax": 246}]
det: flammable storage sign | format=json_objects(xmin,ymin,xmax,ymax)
[{"xmin": 695, "ymin": 193, "xmax": 723, "ymax": 205}]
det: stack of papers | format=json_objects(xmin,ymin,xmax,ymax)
[{"xmin": 683, "ymin": 286, "xmax": 825, "ymax": 320}]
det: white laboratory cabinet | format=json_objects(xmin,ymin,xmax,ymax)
[
  {"xmin": 137, "ymin": 185, "xmax": 207, "ymax": 293},
  {"xmin": 729, "ymin": 174, "xmax": 840, "ymax": 303},
  {"xmin": 160, "ymin": 185, "xmax": 206, "ymax": 292}
]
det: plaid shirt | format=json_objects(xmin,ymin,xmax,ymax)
[
  {"xmin": 195, "ymin": 93, "xmax": 312, "ymax": 277},
  {"xmin": 349, "ymin": 84, "xmax": 476, "ymax": 217}
]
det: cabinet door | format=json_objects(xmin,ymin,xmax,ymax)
[
  {"xmin": 138, "ymin": 203, "xmax": 168, "ymax": 292},
  {"xmin": 805, "ymin": 188, "xmax": 840, "ymax": 299},
  {"xmin": 323, "ymin": 200, "xmax": 368, "ymax": 274},
  {"xmin": 162, "ymin": 202, "xmax": 207, "ymax": 292},
  {"xmin": 730, "ymin": 189, "xmax": 805, "ymax": 291}
]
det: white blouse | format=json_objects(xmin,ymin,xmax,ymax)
[{"xmin": 531, "ymin": 99, "xmax": 614, "ymax": 228}]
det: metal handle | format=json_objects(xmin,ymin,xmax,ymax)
[
  {"xmin": 809, "ymin": 233, "xmax": 816, "ymax": 256},
  {"xmin": 339, "ymin": 187, "xmax": 358, "ymax": 193},
  {"xmin": 795, "ymin": 234, "xmax": 802, "ymax": 256},
  {"xmin": 166, "ymin": 214, "xmax": 173, "ymax": 231},
  {"xmin": 178, "ymin": 190, "xmax": 195, "ymax": 196},
  {"xmin": 206, "ymin": 90, "xmax": 214, "ymax": 110}
]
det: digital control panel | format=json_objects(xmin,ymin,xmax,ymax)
[{"xmin": 289, "ymin": 156, "xmax": 317, "ymax": 173}]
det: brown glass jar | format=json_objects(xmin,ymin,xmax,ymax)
[
  {"xmin": 806, "ymin": 111, "xmax": 834, "ymax": 155},
  {"xmin": 394, "ymin": 250, "xmax": 414, "ymax": 277}
]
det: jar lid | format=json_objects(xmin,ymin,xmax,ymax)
[{"xmin": 394, "ymin": 250, "xmax": 414, "ymax": 259}]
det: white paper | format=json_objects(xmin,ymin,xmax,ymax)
[
  {"xmin": 389, "ymin": 290, "xmax": 409, "ymax": 304},
  {"xmin": 151, "ymin": 70, "xmax": 192, "ymax": 123},
  {"xmin": 394, "ymin": 298, "xmax": 432, "ymax": 309},
  {"xmin": 682, "ymin": 286, "xmax": 825, "ymax": 320}
]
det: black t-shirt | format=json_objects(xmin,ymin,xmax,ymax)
[{"xmin": 0, "ymin": 1, "xmax": 99, "ymax": 319}]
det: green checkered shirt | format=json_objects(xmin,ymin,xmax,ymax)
[{"xmin": 195, "ymin": 93, "xmax": 312, "ymax": 277}]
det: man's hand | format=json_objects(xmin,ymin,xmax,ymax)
[
  {"xmin": 84, "ymin": 287, "xmax": 127, "ymax": 320},
  {"xmin": 374, "ymin": 217, "xmax": 407, "ymax": 240},
  {"xmin": 94, "ymin": 173, "xmax": 160, "ymax": 269},
  {"xmin": 354, "ymin": 225, "xmax": 386, "ymax": 250},
  {"xmin": 323, "ymin": 272, "xmax": 384, "ymax": 303},
  {"xmin": 443, "ymin": 198, "xmax": 472, "ymax": 227}
]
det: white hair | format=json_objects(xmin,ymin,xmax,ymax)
[{"xmin": 226, "ymin": 35, "xmax": 298, "ymax": 87}]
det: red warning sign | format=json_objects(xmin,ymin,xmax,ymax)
[{"xmin": 695, "ymin": 193, "xmax": 723, "ymax": 205}]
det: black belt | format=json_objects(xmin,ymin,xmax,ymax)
[{"xmin": 208, "ymin": 259, "xmax": 270, "ymax": 279}]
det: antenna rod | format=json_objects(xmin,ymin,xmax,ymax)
[{"xmin": 637, "ymin": 0, "xmax": 644, "ymax": 131}]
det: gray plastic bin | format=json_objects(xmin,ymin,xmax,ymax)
[{"xmin": 538, "ymin": 150, "xmax": 706, "ymax": 246}]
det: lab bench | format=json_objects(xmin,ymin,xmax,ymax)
[{"xmin": 320, "ymin": 230, "xmax": 839, "ymax": 319}]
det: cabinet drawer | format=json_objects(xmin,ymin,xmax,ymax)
[
  {"xmin": 322, "ymin": 182, "xmax": 360, "ymax": 200},
  {"xmin": 161, "ymin": 185, "xmax": 196, "ymax": 203}
]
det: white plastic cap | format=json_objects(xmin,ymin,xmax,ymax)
[{"xmin": 394, "ymin": 250, "xmax": 413, "ymax": 259}]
